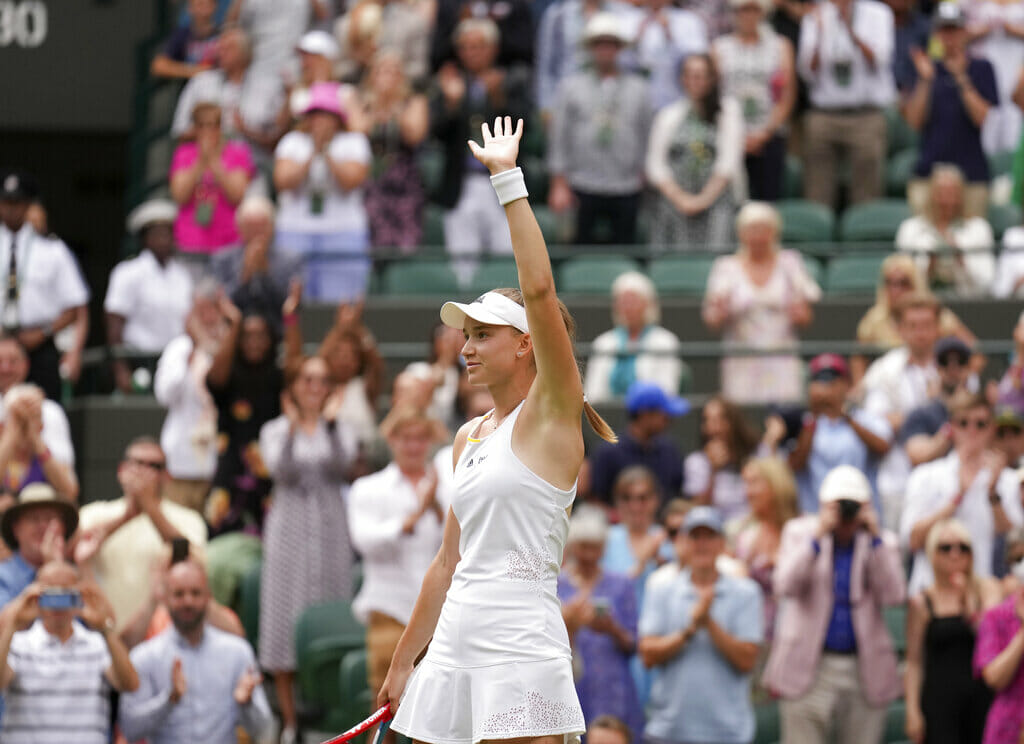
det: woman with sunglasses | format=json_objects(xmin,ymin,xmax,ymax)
[
  {"xmin": 905, "ymin": 519, "xmax": 1000, "ymax": 744},
  {"xmin": 902, "ymin": 391, "xmax": 1024, "ymax": 598}
]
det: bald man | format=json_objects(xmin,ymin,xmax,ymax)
[{"xmin": 120, "ymin": 560, "xmax": 272, "ymax": 744}]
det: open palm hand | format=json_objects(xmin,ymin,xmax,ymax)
[{"xmin": 468, "ymin": 116, "xmax": 523, "ymax": 175}]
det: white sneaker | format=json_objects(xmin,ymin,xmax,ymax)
[{"xmin": 280, "ymin": 726, "xmax": 298, "ymax": 744}]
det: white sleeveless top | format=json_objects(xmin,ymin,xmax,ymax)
[
  {"xmin": 430, "ymin": 400, "xmax": 576, "ymax": 666},
  {"xmin": 392, "ymin": 401, "xmax": 585, "ymax": 744}
]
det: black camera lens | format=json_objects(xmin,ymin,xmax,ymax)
[{"xmin": 838, "ymin": 499, "xmax": 861, "ymax": 522}]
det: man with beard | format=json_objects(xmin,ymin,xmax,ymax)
[{"xmin": 119, "ymin": 559, "xmax": 271, "ymax": 744}]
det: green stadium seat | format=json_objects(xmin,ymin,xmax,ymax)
[
  {"xmin": 884, "ymin": 603, "xmax": 907, "ymax": 658},
  {"xmin": 295, "ymin": 600, "xmax": 366, "ymax": 733},
  {"xmin": 420, "ymin": 204, "xmax": 446, "ymax": 249},
  {"xmin": 885, "ymin": 699, "xmax": 907, "ymax": 744},
  {"xmin": 381, "ymin": 260, "xmax": 460, "ymax": 295},
  {"xmin": 802, "ymin": 254, "xmax": 823, "ymax": 287},
  {"xmin": 989, "ymin": 149, "xmax": 1016, "ymax": 178},
  {"xmin": 557, "ymin": 256, "xmax": 642, "ymax": 294},
  {"xmin": 522, "ymin": 111, "xmax": 547, "ymax": 159},
  {"xmin": 885, "ymin": 106, "xmax": 918, "ymax": 155},
  {"xmin": 678, "ymin": 359, "xmax": 693, "ymax": 394},
  {"xmin": 238, "ymin": 563, "xmax": 261, "ymax": 654},
  {"xmin": 825, "ymin": 254, "xmax": 888, "ymax": 295},
  {"xmin": 838, "ymin": 199, "xmax": 911, "ymax": 243},
  {"xmin": 337, "ymin": 649, "xmax": 374, "ymax": 744},
  {"xmin": 648, "ymin": 254, "xmax": 717, "ymax": 297},
  {"xmin": 784, "ymin": 155, "xmax": 803, "ymax": 199},
  {"xmin": 523, "ymin": 156, "xmax": 550, "ymax": 203},
  {"xmin": 988, "ymin": 202, "xmax": 1022, "ymax": 240},
  {"xmin": 886, "ymin": 148, "xmax": 917, "ymax": 198},
  {"xmin": 776, "ymin": 199, "xmax": 835, "ymax": 243},
  {"xmin": 467, "ymin": 258, "xmax": 519, "ymax": 295},
  {"xmin": 754, "ymin": 701, "xmax": 781, "ymax": 744},
  {"xmin": 417, "ymin": 144, "xmax": 445, "ymax": 195},
  {"xmin": 533, "ymin": 205, "xmax": 563, "ymax": 245}
]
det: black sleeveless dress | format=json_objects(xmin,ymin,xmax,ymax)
[{"xmin": 920, "ymin": 593, "xmax": 993, "ymax": 744}]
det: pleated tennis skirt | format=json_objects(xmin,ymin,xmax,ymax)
[{"xmin": 391, "ymin": 655, "xmax": 585, "ymax": 744}]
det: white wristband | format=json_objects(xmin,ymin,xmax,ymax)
[{"xmin": 490, "ymin": 167, "xmax": 529, "ymax": 206}]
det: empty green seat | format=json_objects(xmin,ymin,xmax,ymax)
[
  {"xmin": 988, "ymin": 202, "xmax": 1021, "ymax": 239},
  {"xmin": 824, "ymin": 254, "xmax": 888, "ymax": 295},
  {"xmin": 884, "ymin": 603, "xmax": 907, "ymax": 658},
  {"xmin": 336, "ymin": 649, "xmax": 374, "ymax": 744},
  {"xmin": 838, "ymin": 199, "xmax": 911, "ymax": 243},
  {"xmin": 784, "ymin": 155, "xmax": 804, "ymax": 199},
  {"xmin": 295, "ymin": 600, "xmax": 366, "ymax": 732},
  {"xmin": 989, "ymin": 149, "xmax": 1016, "ymax": 178},
  {"xmin": 754, "ymin": 701, "xmax": 781, "ymax": 744},
  {"xmin": 420, "ymin": 204, "xmax": 446, "ymax": 249},
  {"xmin": 381, "ymin": 260, "xmax": 460, "ymax": 295},
  {"xmin": 886, "ymin": 148, "xmax": 918, "ymax": 198},
  {"xmin": 885, "ymin": 106, "xmax": 918, "ymax": 154},
  {"xmin": 776, "ymin": 200, "xmax": 835, "ymax": 243},
  {"xmin": 648, "ymin": 254, "xmax": 717, "ymax": 297},
  {"xmin": 802, "ymin": 254, "xmax": 823, "ymax": 287},
  {"xmin": 238, "ymin": 563, "xmax": 261, "ymax": 654},
  {"xmin": 885, "ymin": 699, "xmax": 907, "ymax": 744},
  {"xmin": 467, "ymin": 258, "xmax": 519, "ymax": 295},
  {"xmin": 557, "ymin": 256, "xmax": 642, "ymax": 294}
]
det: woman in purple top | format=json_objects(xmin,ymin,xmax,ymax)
[
  {"xmin": 557, "ymin": 506, "xmax": 643, "ymax": 743},
  {"xmin": 974, "ymin": 574, "xmax": 1024, "ymax": 744}
]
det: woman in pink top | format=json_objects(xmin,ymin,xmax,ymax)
[
  {"xmin": 974, "ymin": 574, "xmax": 1024, "ymax": 744},
  {"xmin": 170, "ymin": 101, "xmax": 254, "ymax": 255}
]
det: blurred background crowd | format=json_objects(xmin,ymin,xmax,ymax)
[{"xmin": 3, "ymin": 0, "xmax": 1024, "ymax": 741}]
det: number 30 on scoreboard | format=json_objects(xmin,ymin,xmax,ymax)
[{"xmin": 0, "ymin": 0, "xmax": 47, "ymax": 48}]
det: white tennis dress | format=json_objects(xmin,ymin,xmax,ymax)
[{"xmin": 391, "ymin": 401, "xmax": 586, "ymax": 744}]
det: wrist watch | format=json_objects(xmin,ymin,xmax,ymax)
[{"xmin": 99, "ymin": 616, "xmax": 116, "ymax": 635}]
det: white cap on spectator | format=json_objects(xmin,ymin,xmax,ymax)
[
  {"xmin": 127, "ymin": 199, "xmax": 178, "ymax": 234},
  {"xmin": 582, "ymin": 12, "xmax": 633, "ymax": 45},
  {"xmin": 819, "ymin": 465, "xmax": 872, "ymax": 504},
  {"xmin": 297, "ymin": 30, "xmax": 340, "ymax": 61}
]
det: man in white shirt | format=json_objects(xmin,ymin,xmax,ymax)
[
  {"xmin": 76, "ymin": 437, "xmax": 208, "ymax": 632},
  {"xmin": 0, "ymin": 170, "xmax": 91, "ymax": 401},
  {"xmin": 347, "ymin": 407, "xmax": 449, "ymax": 700},
  {"xmin": 0, "ymin": 335, "xmax": 75, "ymax": 469},
  {"xmin": 901, "ymin": 391, "xmax": 1024, "ymax": 595},
  {"xmin": 862, "ymin": 292, "xmax": 943, "ymax": 528},
  {"xmin": 797, "ymin": 0, "xmax": 895, "ymax": 208},
  {"xmin": 105, "ymin": 199, "xmax": 194, "ymax": 395}
]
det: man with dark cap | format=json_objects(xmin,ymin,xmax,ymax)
[
  {"xmin": 0, "ymin": 170, "xmax": 90, "ymax": 401},
  {"xmin": 786, "ymin": 353, "xmax": 892, "ymax": 515}
]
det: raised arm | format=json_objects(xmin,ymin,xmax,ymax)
[{"xmin": 467, "ymin": 118, "xmax": 583, "ymax": 422}]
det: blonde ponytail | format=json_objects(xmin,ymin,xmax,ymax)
[{"xmin": 584, "ymin": 400, "xmax": 618, "ymax": 443}]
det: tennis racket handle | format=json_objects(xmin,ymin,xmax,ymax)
[{"xmin": 321, "ymin": 704, "xmax": 393, "ymax": 744}]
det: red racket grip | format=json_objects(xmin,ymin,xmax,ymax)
[{"xmin": 321, "ymin": 704, "xmax": 393, "ymax": 744}]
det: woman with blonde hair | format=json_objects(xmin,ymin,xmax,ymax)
[
  {"xmin": 584, "ymin": 271, "xmax": 682, "ymax": 404},
  {"xmin": 732, "ymin": 456, "xmax": 798, "ymax": 638},
  {"xmin": 852, "ymin": 255, "xmax": 974, "ymax": 384},
  {"xmin": 379, "ymin": 118, "xmax": 615, "ymax": 744},
  {"xmin": 703, "ymin": 201, "xmax": 820, "ymax": 404},
  {"xmin": 904, "ymin": 518, "xmax": 1000, "ymax": 744}
]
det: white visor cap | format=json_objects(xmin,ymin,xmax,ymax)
[{"xmin": 440, "ymin": 292, "xmax": 529, "ymax": 334}]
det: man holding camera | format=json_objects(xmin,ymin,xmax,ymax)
[
  {"xmin": 0, "ymin": 560, "xmax": 137, "ymax": 743},
  {"xmin": 763, "ymin": 465, "xmax": 905, "ymax": 744}
]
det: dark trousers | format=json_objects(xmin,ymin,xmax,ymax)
[
  {"xmin": 27, "ymin": 336, "xmax": 61, "ymax": 402},
  {"xmin": 745, "ymin": 133, "xmax": 787, "ymax": 202},
  {"xmin": 573, "ymin": 190, "xmax": 640, "ymax": 245}
]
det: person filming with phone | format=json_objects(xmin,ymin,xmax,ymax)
[
  {"xmin": 763, "ymin": 465, "xmax": 906, "ymax": 744},
  {"xmin": 0, "ymin": 560, "xmax": 137, "ymax": 743}
]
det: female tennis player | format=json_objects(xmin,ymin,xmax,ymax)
[{"xmin": 378, "ymin": 116, "xmax": 616, "ymax": 744}]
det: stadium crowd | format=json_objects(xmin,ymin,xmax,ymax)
[{"xmin": 2, "ymin": 0, "xmax": 1024, "ymax": 741}]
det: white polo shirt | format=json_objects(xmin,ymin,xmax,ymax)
[
  {"xmin": 0, "ymin": 224, "xmax": 90, "ymax": 329},
  {"xmin": 104, "ymin": 251, "xmax": 193, "ymax": 352},
  {"xmin": 797, "ymin": 0, "xmax": 896, "ymax": 109},
  {"xmin": 347, "ymin": 462, "xmax": 450, "ymax": 625},
  {"xmin": 3, "ymin": 620, "xmax": 112, "ymax": 744},
  {"xmin": 900, "ymin": 452, "xmax": 1024, "ymax": 595}
]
